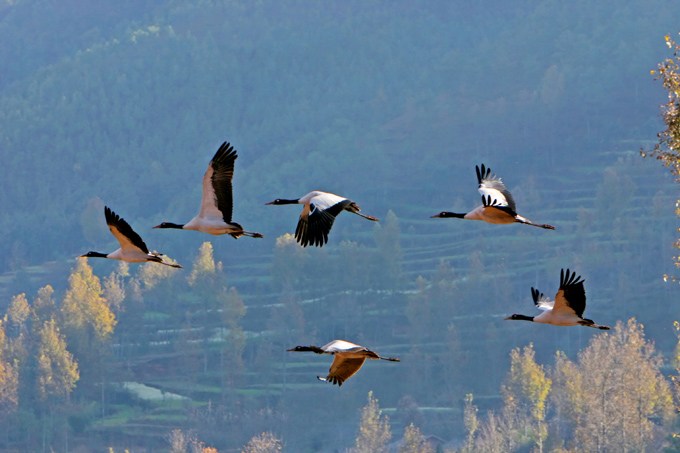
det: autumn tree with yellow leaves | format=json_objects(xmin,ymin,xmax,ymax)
[
  {"xmin": 643, "ymin": 33, "xmax": 680, "ymax": 178},
  {"xmin": 551, "ymin": 319, "xmax": 674, "ymax": 451},
  {"xmin": 643, "ymin": 32, "xmax": 680, "ymax": 280},
  {"xmin": 60, "ymin": 259, "xmax": 116, "ymax": 359},
  {"xmin": 398, "ymin": 423, "xmax": 434, "ymax": 453},
  {"xmin": 464, "ymin": 320, "xmax": 672, "ymax": 452},
  {"xmin": 354, "ymin": 391, "xmax": 392, "ymax": 453},
  {"xmin": 35, "ymin": 319, "xmax": 78, "ymax": 404},
  {"xmin": 60, "ymin": 258, "xmax": 115, "ymax": 403},
  {"xmin": 0, "ymin": 286, "xmax": 79, "ymax": 451},
  {"xmin": 0, "ymin": 321, "xmax": 18, "ymax": 422},
  {"xmin": 502, "ymin": 344, "xmax": 551, "ymax": 453},
  {"xmin": 241, "ymin": 431, "xmax": 283, "ymax": 453}
]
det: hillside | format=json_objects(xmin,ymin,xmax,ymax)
[{"xmin": 0, "ymin": 1, "xmax": 679, "ymax": 451}]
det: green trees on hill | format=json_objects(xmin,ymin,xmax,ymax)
[
  {"xmin": 0, "ymin": 1, "xmax": 678, "ymax": 451},
  {"xmin": 0, "ymin": 0, "xmax": 673, "ymax": 273},
  {"xmin": 0, "ymin": 219, "xmax": 675, "ymax": 451}
]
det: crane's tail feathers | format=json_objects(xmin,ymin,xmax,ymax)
[
  {"xmin": 516, "ymin": 216, "xmax": 555, "ymax": 230},
  {"xmin": 148, "ymin": 255, "xmax": 182, "ymax": 268},
  {"xmin": 581, "ymin": 319, "xmax": 610, "ymax": 330},
  {"xmin": 346, "ymin": 202, "xmax": 378, "ymax": 221},
  {"xmin": 379, "ymin": 357, "xmax": 401, "ymax": 362},
  {"xmin": 586, "ymin": 324, "xmax": 610, "ymax": 330},
  {"xmin": 229, "ymin": 231, "xmax": 264, "ymax": 239},
  {"xmin": 353, "ymin": 211, "xmax": 379, "ymax": 221}
]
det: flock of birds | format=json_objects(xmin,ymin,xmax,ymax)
[{"xmin": 80, "ymin": 141, "xmax": 610, "ymax": 386}]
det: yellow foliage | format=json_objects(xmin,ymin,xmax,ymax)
[
  {"xmin": 241, "ymin": 432, "xmax": 282, "ymax": 453},
  {"xmin": 61, "ymin": 259, "xmax": 116, "ymax": 350},
  {"xmin": 356, "ymin": 391, "xmax": 391, "ymax": 453},
  {"xmin": 7, "ymin": 293, "xmax": 30, "ymax": 329},
  {"xmin": 503, "ymin": 343, "xmax": 551, "ymax": 450},
  {"xmin": 188, "ymin": 242, "xmax": 216, "ymax": 286},
  {"xmin": 553, "ymin": 319, "xmax": 673, "ymax": 451},
  {"xmin": 399, "ymin": 423, "xmax": 434, "ymax": 453},
  {"xmin": 36, "ymin": 319, "xmax": 79, "ymax": 402},
  {"xmin": 0, "ymin": 355, "xmax": 18, "ymax": 410},
  {"xmin": 136, "ymin": 258, "xmax": 175, "ymax": 289}
]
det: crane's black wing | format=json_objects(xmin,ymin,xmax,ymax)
[
  {"xmin": 554, "ymin": 268, "xmax": 586, "ymax": 318},
  {"xmin": 477, "ymin": 164, "xmax": 517, "ymax": 212},
  {"xmin": 105, "ymin": 206, "xmax": 150, "ymax": 253},
  {"xmin": 206, "ymin": 142, "xmax": 237, "ymax": 223},
  {"xmin": 295, "ymin": 199, "xmax": 350, "ymax": 247}
]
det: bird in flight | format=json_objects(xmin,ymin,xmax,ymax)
[
  {"xmin": 287, "ymin": 339, "xmax": 400, "ymax": 386},
  {"xmin": 81, "ymin": 206, "xmax": 182, "ymax": 268},
  {"xmin": 504, "ymin": 268, "xmax": 609, "ymax": 329},
  {"xmin": 154, "ymin": 141, "xmax": 264, "ymax": 238},
  {"xmin": 266, "ymin": 191, "xmax": 378, "ymax": 247},
  {"xmin": 431, "ymin": 164, "xmax": 554, "ymax": 229}
]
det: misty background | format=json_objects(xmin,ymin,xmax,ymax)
[{"xmin": 0, "ymin": 0, "xmax": 679, "ymax": 451}]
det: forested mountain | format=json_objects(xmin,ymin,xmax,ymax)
[{"xmin": 0, "ymin": 0, "xmax": 678, "ymax": 451}]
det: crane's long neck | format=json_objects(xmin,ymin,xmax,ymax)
[
  {"xmin": 292, "ymin": 346, "xmax": 325, "ymax": 354},
  {"xmin": 509, "ymin": 314, "xmax": 535, "ymax": 322},
  {"xmin": 154, "ymin": 222, "xmax": 185, "ymax": 229},
  {"xmin": 276, "ymin": 199, "xmax": 300, "ymax": 205},
  {"xmin": 81, "ymin": 252, "xmax": 108, "ymax": 258},
  {"xmin": 435, "ymin": 212, "xmax": 466, "ymax": 219}
]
